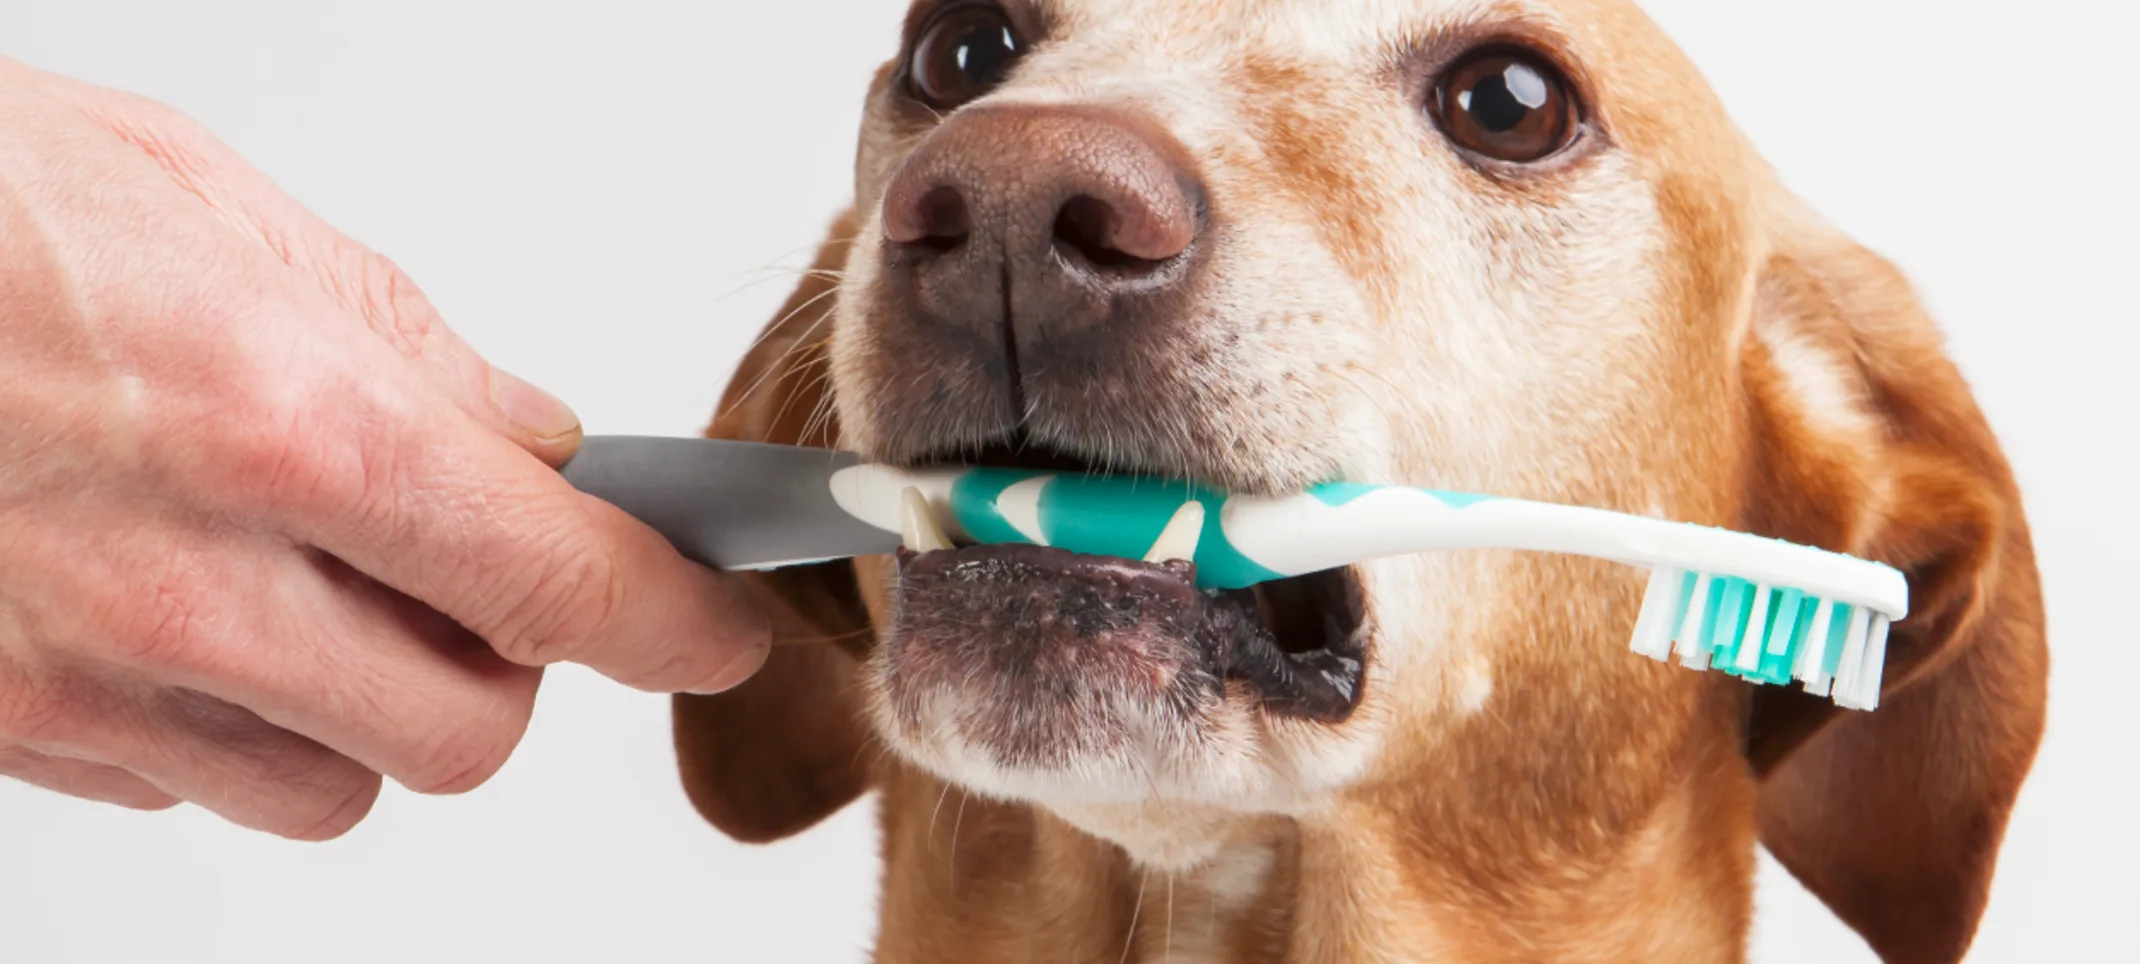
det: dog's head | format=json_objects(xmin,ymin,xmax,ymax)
[{"xmin": 676, "ymin": 0, "xmax": 2045, "ymax": 957}]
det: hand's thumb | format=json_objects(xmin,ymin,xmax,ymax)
[
  {"xmin": 311, "ymin": 239, "xmax": 585, "ymax": 468},
  {"xmin": 484, "ymin": 365, "xmax": 585, "ymax": 468},
  {"xmin": 305, "ymin": 235, "xmax": 584, "ymax": 468}
]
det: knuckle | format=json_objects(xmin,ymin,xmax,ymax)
[
  {"xmin": 202, "ymin": 382, "xmax": 404, "ymax": 535},
  {"xmin": 484, "ymin": 541, "xmax": 627, "ymax": 667},
  {"xmin": 336, "ymin": 247, "xmax": 438, "ymax": 357},
  {"xmin": 97, "ymin": 577, "xmax": 215, "ymax": 674},
  {"xmin": 195, "ymin": 379, "xmax": 333, "ymax": 497}
]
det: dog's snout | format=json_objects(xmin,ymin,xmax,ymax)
[
  {"xmin": 861, "ymin": 103, "xmax": 1221, "ymax": 460},
  {"xmin": 883, "ymin": 105, "xmax": 1200, "ymax": 273}
]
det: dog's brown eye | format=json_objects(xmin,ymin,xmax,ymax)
[
  {"xmin": 908, "ymin": 5, "xmax": 1024, "ymax": 110},
  {"xmin": 1433, "ymin": 48, "xmax": 1579, "ymax": 163}
]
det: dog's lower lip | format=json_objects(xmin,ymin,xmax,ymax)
[{"xmin": 892, "ymin": 543, "xmax": 1368, "ymax": 722}]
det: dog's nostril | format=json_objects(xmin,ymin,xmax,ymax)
[
  {"xmin": 897, "ymin": 185, "xmax": 972, "ymax": 253},
  {"xmin": 1052, "ymin": 195, "xmax": 1148, "ymax": 269}
]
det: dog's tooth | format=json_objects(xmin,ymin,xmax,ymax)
[
  {"xmin": 1142, "ymin": 501, "xmax": 1206, "ymax": 564},
  {"xmin": 900, "ymin": 487, "xmax": 952, "ymax": 553}
]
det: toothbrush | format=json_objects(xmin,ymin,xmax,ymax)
[{"xmin": 561, "ymin": 437, "xmax": 1907, "ymax": 710}]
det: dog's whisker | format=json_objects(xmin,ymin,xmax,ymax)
[
  {"xmin": 927, "ymin": 781, "xmax": 954, "ymax": 855},
  {"xmin": 723, "ymin": 296, "xmax": 842, "ymax": 413},
  {"xmin": 950, "ymin": 790, "xmax": 971, "ymax": 894},
  {"xmin": 1164, "ymin": 873, "xmax": 1176, "ymax": 964},
  {"xmin": 712, "ymin": 234, "xmax": 861, "ymax": 287},
  {"xmin": 798, "ymin": 388, "xmax": 841, "ymax": 448},
  {"xmin": 847, "ymin": 729, "xmax": 891, "ymax": 773},
  {"xmin": 1121, "ymin": 866, "xmax": 1150, "ymax": 964},
  {"xmin": 768, "ymin": 351, "xmax": 838, "ymax": 441},
  {"xmin": 765, "ymin": 357, "xmax": 835, "ymax": 443}
]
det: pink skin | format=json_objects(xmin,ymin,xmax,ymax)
[{"xmin": 0, "ymin": 57, "xmax": 771, "ymax": 840}]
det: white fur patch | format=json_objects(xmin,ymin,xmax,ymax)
[
  {"xmin": 1457, "ymin": 662, "xmax": 1495, "ymax": 714},
  {"xmin": 1755, "ymin": 322, "xmax": 1877, "ymax": 442}
]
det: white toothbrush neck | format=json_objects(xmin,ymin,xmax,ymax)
[{"xmin": 1221, "ymin": 488, "xmax": 1909, "ymax": 619}]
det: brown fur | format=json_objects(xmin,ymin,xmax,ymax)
[{"xmin": 669, "ymin": 3, "xmax": 2046, "ymax": 960}]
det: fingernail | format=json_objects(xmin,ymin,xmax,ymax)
[
  {"xmin": 491, "ymin": 368, "xmax": 582, "ymax": 442},
  {"xmin": 687, "ymin": 642, "xmax": 771, "ymax": 695}
]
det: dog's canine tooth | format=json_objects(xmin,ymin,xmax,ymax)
[
  {"xmin": 1142, "ymin": 501, "xmax": 1206, "ymax": 563},
  {"xmin": 900, "ymin": 487, "xmax": 953, "ymax": 553}
]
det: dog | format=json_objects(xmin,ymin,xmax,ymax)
[{"xmin": 670, "ymin": 1, "xmax": 2048, "ymax": 960}]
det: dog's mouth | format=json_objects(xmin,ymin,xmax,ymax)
[{"xmin": 885, "ymin": 435, "xmax": 1369, "ymax": 725}]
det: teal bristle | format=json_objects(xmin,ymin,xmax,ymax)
[
  {"xmin": 1660, "ymin": 573, "xmax": 1850, "ymax": 691},
  {"xmin": 1709, "ymin": 578, "xmax": 1752, "ymax": 676},
  {"xmin": 1634, "ymin": 546, "xmax": 1892, "ymax": 708},
  {"xmin": 1822, "ymin": 604, "xmax": 1854, "ymax": 679},
  {"xmin": 1754, "ymin": 590, "xmax": 1806, "ymax": 685}
]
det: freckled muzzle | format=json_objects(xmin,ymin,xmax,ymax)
[{"xmin": 878, "ymin": 541, "xmax": 1370, "ymax": 765}]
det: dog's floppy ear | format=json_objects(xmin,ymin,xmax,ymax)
[
  {"xmin": 671, "ymin": 210, "xmax": 879, "ymax": 844},
  {"xmin": 1735, "ymin": 200, "xmax": 2048, "ymax": 963}
]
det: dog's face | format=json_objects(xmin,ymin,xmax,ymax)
[
  {"xmin": 679, "ymin": 0, "xmax": 2043, "ymax": 956},
  {"xmin": 822, "ymin": 0, "xmax": 1748, "ymax": 864}
]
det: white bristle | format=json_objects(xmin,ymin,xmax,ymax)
[
  {"xmin": 1831, "ymin": 605, "xmax": 1875, "ymax": 710},
  {"xmin": 1797, "ymin": 599, "xmax": 1836, "ymax": 696},
  {"xmin": 1733, "ymin": 585, "xmax": 1773, "ymax": 672},
  {"xmin": 1675, "ymin": 572, "xmax": 1714, "ymax": 669},
  {"xmin": 1857, "ymin": 615, "xmax": 1892, "ymax": 711},
  {"xmin": 1629, "ymin": 567, "xmax": 1681, "ymax": 660}
]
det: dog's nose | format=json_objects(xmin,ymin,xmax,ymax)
[
  {"xmin": 882, "ymin": 105, "xmax": 1199, "ymax": 270},
  {"xmin": 878, "ymin": 104, "xmax": 1205, "ymax": 347}
]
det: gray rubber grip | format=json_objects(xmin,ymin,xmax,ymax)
[{"xmin": 558, "ymin": 436, "xmax": 899, "ymax": 570}]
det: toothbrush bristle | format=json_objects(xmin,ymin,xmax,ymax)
[
  {"xmin": 1858, "ymin": 616, "xmax": 1892, "ymax": 711},
  {"xmin": 1733, "ymin": 585, "xmax": 1772, "ymax": 673},
  {"xmin": 1674, "ymin": 572, "xmax": 1715, "ymax": 670},
  {"xmin": 1628, "ymin": 567, "xmax": 1682, "ymax": 660},
  {"xmin": 1628, "ymin": 567, "xmax": 1892, "ymax": 710}
]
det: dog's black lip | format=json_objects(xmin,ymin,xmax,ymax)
[{"xmin": 893, "ymin": 542, "xmax": 1369, "ymax": 723}]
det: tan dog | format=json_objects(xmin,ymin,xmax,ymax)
[{"xmin": 673, "ymin": 1, "xmax": 2047, "ymax": 961}]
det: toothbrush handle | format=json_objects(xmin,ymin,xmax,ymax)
[{"xmin": 561, "ymin": 437, "xmax": 900, "ymax": 570}]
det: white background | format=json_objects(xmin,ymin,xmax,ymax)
[{"xmin": 1, "ymin": 1, "xmax": 2133, "ymax": 961}]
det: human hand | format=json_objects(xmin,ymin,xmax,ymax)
[{"xmin": 0, "ymin": 57, "xmax": 771, "ymax": 839}]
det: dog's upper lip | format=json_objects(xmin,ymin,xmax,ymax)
[{"xmin": 903, "ymin": 428, "xmax": 1110, "ymax": 475}]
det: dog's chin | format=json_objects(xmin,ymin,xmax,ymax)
[{"xmin": 867, "ymin": 527, "xmax": 1373, "ymax": 836}]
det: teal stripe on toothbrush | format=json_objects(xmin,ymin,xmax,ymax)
[
  {"xmin": 950, "ymin": 469, "xmax": 1041, "ymax": 546},
  {"xmin": 1308, "ymin": 482, "xmax": 1499, "ymax": 510},
  {"xmin": 1425, "ymin": 489, "xmax": 1498, "ymax": 509},
  {"xmin": 1308, "ymin": 482, "xmax": 1382, "ymax": 507},
  {"xmin": 1188, "ymin": 490, "xmax": 1285, "ymax": 590},
  {"xmin": 1038, "ymin": 474, "xmax": 1192, "ymax": 561},
  {"xmin": 949, "ymin": 468, "xmax": 1283, "ymax": 590}
]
